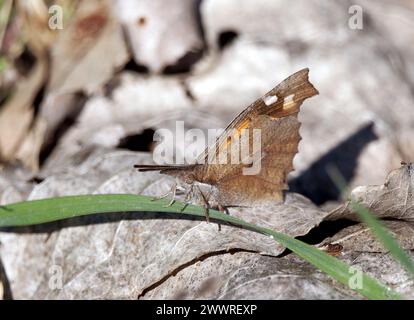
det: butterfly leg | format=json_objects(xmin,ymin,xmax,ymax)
[
  {"xmin": 151, "ymin": 182, "xmax": 177, "ymax": 207},
  {"xmin": 164, "ymin": 183, "xmax": 177, "ymax": 207},
  {"xmin": 194, "ymin": 185, "xmax": 210, "ymax": 223},
  {"xmin": 215, "ymin": 204, "xmax": 228, "ymax": 231},
  {"xmin": 180, "ymin": 184, "xmax": 195, "ymax": 213}
]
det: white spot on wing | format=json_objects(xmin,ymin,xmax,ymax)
[
  {"xmin": 263, "ymin": 95, "xmax": 278, "ymax": 106},
  {"xmin": 284, "ymin": 94, "xmax": 295, "ymax": 104}
]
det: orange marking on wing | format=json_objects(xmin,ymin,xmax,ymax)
[
  {"xmin": 226, "ymin": 118, "xmax": 250, "ymax": 144},
  {"xmin": 235, "ymin": 118, "xmax": 250, "ymax": 134}
]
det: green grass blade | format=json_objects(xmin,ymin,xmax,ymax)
[
  {"xmin": 351, "ymin": 202, "xmax": 414, "ymax": 276},
  {"xmin": 0, "ymin": 194, "xmax": 401, "ymax": 300}
]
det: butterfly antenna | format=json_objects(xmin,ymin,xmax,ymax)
[{"xmin": 134, "ymin": 164, "xmax": 190, "ymax": 172}]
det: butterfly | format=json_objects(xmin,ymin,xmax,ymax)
[{"xmin": 135, "ymin": 68, "xmax": 318, "ymax": 213}]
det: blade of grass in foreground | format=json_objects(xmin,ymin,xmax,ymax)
[
  {"xmin": 0, "ymin": 194, "xmax": 401, "ymax": 300},
  {"xmin": 351, "ymin": 202, "xmax": 414, "ymax": 276},
  {"xmin": 328, "ymin": 165, "xmax": 414, "ymax": 277}
]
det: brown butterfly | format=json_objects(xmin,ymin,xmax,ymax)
[{"xmin": 135, "ymin": 68, "xmax": 318, "ymax": 213}]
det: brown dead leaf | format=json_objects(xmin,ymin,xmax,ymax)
[
  {"xmin": 0, "ymin": 57, "xmax": 48, "ymax": 168},
  {"xmin": 319, "ymin": 220, "xmax": 414, "ymax": 254},
  {"xmin": 131, "ymin": 253, "xmax": 356, "ymax": 300},
  {"xmin": 16, "ymin": 0, "xmax": 60, "ymax": 55},
  {"xmin": 7, "ymin": 0, "xmax": 129, "ymax": 170},
  {"xmin": 327, "ymin": 163, "xmax": 414, "ymax": 222},
  {"xmin": 48, "ymin": 0, "xmax": 129, "ymax": 94}
]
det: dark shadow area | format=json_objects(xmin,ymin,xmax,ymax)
[
  {"xmin": 117, "ymin": 128, "xmax": 155, "ymax": 152},
  {"xmin": 32, "ymin": 83, "xmax": 47, "ymax": 119},
  {"xmin": 181, "ymin": 80, "xmax": 196, "ymax": 101},
  {"xmin": 14, "ymin": 46, "xmax": 37, "ymax": 76},
  {"xmin": 160, "ymin": 1, "xmax": 206, "ymax": 74},
  {"xmin": 296, "ymin": 219, "xmax": 357, "ymax": 245},
  {"xmin": 26, "ymin": 176, "xmax": 45, "ymax": 184},
  {"xmin": 119, "ymin": 24, "xmax": 149, "ymax": 74},
  {"xmin": 217, "ymin": 30, "xmax": 238, "ymax": 50},
  {"xmin": 124, "ymin": 58, "xmax": 150, "ymax": 74},
  {"xmin": 162, "ymin": 49, "xmax": 204, "ymax": 75},
  {"xmin": 289, "ymin": 122, "xmax": 378, "ymax": 205},
  {"xmin": 0, "ymin": 257, "xmax": 13, "ymax": 300},
  {"xmin": 277, "ymin": 219, "xmax": 357, "ymax": 258}
]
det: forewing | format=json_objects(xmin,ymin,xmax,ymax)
[{"xmin": 197, "ymin": 68, "xmax": 318, "ymax": 165}]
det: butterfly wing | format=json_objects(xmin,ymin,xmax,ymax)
[
  {"xmin": 196, "ymin": 68, "xmax": 318, "ymax": 165},
  {"xmin": 212, "ymin": 115, "xmax": 301, "ymax": 206},
  {"xmin": 197, "ymin": 68, "xmax": 318, "ymax": 206}
]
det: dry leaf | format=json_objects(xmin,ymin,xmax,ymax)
[
  {"xmin": 142, "ymin": 246, "xmax": 414, "ymax": 299},
  {"xmin": 134, "ymin": 253, "xmax": 356, "ymax": 300},
  {"xmin": 0, "ymin": 58, "xmax": 48, "ymax": 167},
  {"xmin": 319, "ymin": 220, "xmax": 414, "ymax": 253},
  {"xmin": 7, "ymin": 0, "xmax": 130, "ymax": 170},
  {"xmin": 48, "ymin": 0, "xmax": 129, "ymax": 94},
  {"xmin": 327, "ymin": 163, "xmax": 414, "ymax": 222}
]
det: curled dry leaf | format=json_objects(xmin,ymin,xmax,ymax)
[
  {"xmin": 114, "ymin": 0, "xmax": 203, "ymax": 73},
  {"xmin": 327, "ymin": 163, "xmax": 414, "ymax": 222},
  {"xmin": 319, "ymin": 220, "xmax": 414, "ymax": 254}
]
